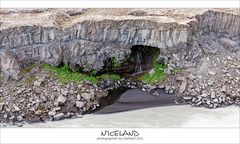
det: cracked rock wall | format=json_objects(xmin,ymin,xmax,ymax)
[{"xmin": 0, "ymin": 9, "xmax": 239, "ymax": 78}]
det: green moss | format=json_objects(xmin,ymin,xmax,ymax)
[
  {"xmin": 138, "ymin": 63, "xmax": 167, "ymax": 84},
  {"xmin": 97, "ymin": 74, "xmax": 121, "ymax": 81},
  {"xmin": 173, "ymin": 67, "xmax": 182, "ymax": 74},
  {"xmin": 91, "ymin": 70, "xmax": 98, "ymax": 76},
  {"xmin": 42, "ymin": 64, "xmax": 120, "ymax": 84},
  {"xmin": 42, "ymin": 64, "xmax": 98, "ymax": 84},
  {"xmin": 112, "ymin": 57, "xmax": 121, "ymax": 68}
]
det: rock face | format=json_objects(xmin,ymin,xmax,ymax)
[
  {"xmin": 0, "ymin": 51, "xmax": 21, "ymax": 79},
  {"xmin": 0, "ymin": 9, "xmax": 239, "ymax": 78}
]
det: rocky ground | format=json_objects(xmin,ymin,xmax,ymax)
[
  {"xmin": 124, "ymin": 54, "xmax": 240, "ymax": 109},
  {"xmin": 178, "ymin": 54, "xmax": 240, "ymax": 108},
  {"xmin": 1, "ymin": 54, "xmax": 240, "ymax": 126},
  {"xmin": 0, "ymin": 65, "xmax": 109, "ymax": 126}
]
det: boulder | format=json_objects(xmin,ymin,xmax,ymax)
[
  {"xmin": 57, "ymin": 95, "xmax": 67, "ymax": 105},
  {"xmin": 76, "ymin": 101, "xmax": 85, "ymax": 108},
  {"xmin": 53, "ymin": 113, "xmax": 65, "ymax": 121}
]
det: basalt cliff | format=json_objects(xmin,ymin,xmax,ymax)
[{"xmin": 1, "ymin": 9, "xmax": 239, "ymax": 78}]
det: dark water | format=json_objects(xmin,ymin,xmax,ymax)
[
  {"xmin": 94, "ymin": 88, "xmax": 176, "ymax": 114},
  {"xmin": 93, "ymin": 45, "xmax": 170, "ymax": 114}
]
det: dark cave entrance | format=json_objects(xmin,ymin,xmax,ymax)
[
  {"xmin": 92, "ymin": 45, "xmax": 169, "ymax": 114},
  {"xmin": 102, "ymin": 45, "xmax": 161, "ymax": 78}
]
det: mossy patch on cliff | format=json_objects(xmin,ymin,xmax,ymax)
[{"xmin": 42, "ymin": 64, "xmax": 120, "ymax": 84}]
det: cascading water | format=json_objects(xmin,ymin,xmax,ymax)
[{"xmin": 134, "ymin": 51, "xmax": 143, "ymax": 74}]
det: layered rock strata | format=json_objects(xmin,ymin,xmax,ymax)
[{"xmin": 1, "ymin": 9, "xmax": 239, "ymax": 76}]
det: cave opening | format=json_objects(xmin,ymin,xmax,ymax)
[
  {"xmin": 93, "ymin": 45, "xmax": 170, "ymax": 114},
  {"xmin": 102, "ymin": 45, "xmax": 161, "ymax": 78}
]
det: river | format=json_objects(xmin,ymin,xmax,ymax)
[{"xmin": 22, "ymin": 105, "xmax": 239, "ymax": 128}]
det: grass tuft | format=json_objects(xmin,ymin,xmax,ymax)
[{"xmin": 138, "ymin": 63, "xmax": 167, "ymax": 84}]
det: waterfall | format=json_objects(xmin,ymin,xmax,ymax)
[{"xmin": 134, "ymin": 51, "xmax": 142, "ymax": 74}]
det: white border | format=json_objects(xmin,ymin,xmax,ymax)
[
  {"xmin": 1, "ymin": 128, "xmax": 240, "ymax": 144},
  {"xmin": 0, "ymin": 0, "xmax": 239, "ymax": 144},
  {"xmin": 0, "ymin": 0, "xmax": 239, "ymax": 8}
]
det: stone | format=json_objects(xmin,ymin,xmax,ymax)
[
  {"xmin": 9, "ymin": 116, "xmax": 15, "ymax": 120},
  {"xmin": 158, "ymin": 85, "xmax": 165, "ymax": 89},
  {"xmin": 35, "ymin": 110, "xmax": 42, "ymax": 115},
  {"xmin": 169, "ymin": 89, "xmax": 174, "ymax": 94},
  {"xmin": 16, "ymin": 89, "xmax": 23, "ymax": 95},
  {"xmin": 17, "ymin": 116, "xmax": 23, "ymax": 121},
  {"xmin": 192, "ymin": 97, "xmax": 196, "ymax": 103},
  {"xmin": 34, "ymin": 80, "xmax": 42, "ymax": 86},
  {"xmin": 165, "ymin": 86, "xmax": 170, "ymax": 91},
  {"xmin": 165, "ymin": 68, "xmax": 172, "ymax": 75},
  {"xmin": 179, "ymin": 80, "xmax": 187, "ymax": 94},
  {"xmin": 176, "ymin": 76, "xmax": 185, "ymax": 81},
  {"xmin": 57, "ymin": 95, "xmax": 67, "ymax": 105},
  {"xmin": 28, "ymin": 117, "xmax": 41, "ymax": 124},
  {"xmin": 206, "ymin": 99, "xmax": 211, "ymax": 105},
  {"xmin": 221, "ymin": 86, "xmax": 227, "ymax": 92},
  {"xmin": 213, "ymin": 103, "xmax": 218, "ymax": 108},
  {"xmin": 3, "ymin": 114, "xmax": 8, "ymax": 119},
  {"xmin": 183, "ymin": 96, "xmax": 192, "ymax": 100},
  {"xmin": 48, "ymin": 110, "xmax": 56, "ymax": 116},
  {"xmin": 77, "ymin": 94, "xmax": 81, "ymax": 100},
  {"xmin": 13, "ymin": 104, "xmax": 20, "ymax": 112},
  {"xmin": 35, "ymin": 88, "xmax": 42, "ymax": 94},
  {"xmin": 195, "ymin": 101, "xmax": 202, "ymax": 106},
  {"xmin": 225, "ymin": 73, "xmax": 231, "ymax": 77},
  {"xmin": 201, "ymin": 92, "xmax": 208, "ymax": 97},
  {"xmin": 61, "ymin": 89, "xmax": 68, "ymax": 96},
  {"xmin": 153, "ymin": 91, "xmax": 159, "ymax": 96},
  {"xmin": 0, "ymin": 102, "xmax": 4, "ymax": 111},
  {"xmin": 40, "ymin": 95, "xmax": 47, "ymax": 102},
  {"xmin": 76, "ymin": 101, "xmax": 84, "ymax": 108},
  {"xmin": 190, "ymin": 91, "xmax": 198, "ymax": 96},
  {"xmin": 53, "ymin": 107, "xmax": 61, "ymax": 111},
  {"xmin": 187, "ymin": 74, "xmax": 196, "ymax": 80},
  {"xmin": 213, "ymin": 98, "xmax": 219, "ymax": 103},
  {"xmin": 81, "ymin": 93, "xmax": 93, "ymax": 100},
  {"xmin": 210, "ymin": 91, "xmax": 216, "ymax": 99},
  {"xmin": 208, "ymin": 70, "xmax": 216, "ymax": 75},
  {"xmin": 53, "ymin": 113, "xmax": 65, "ymax": 121}
]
